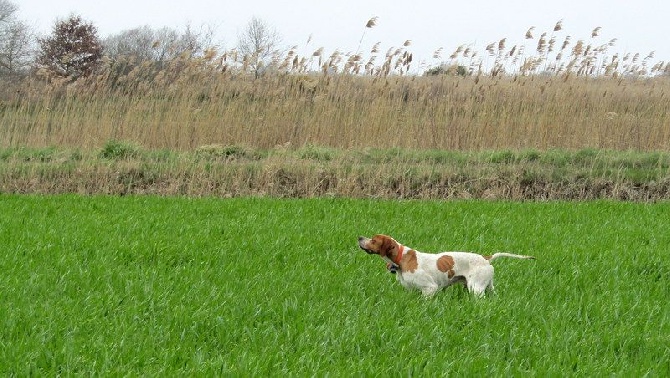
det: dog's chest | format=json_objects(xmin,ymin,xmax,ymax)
[{"xmin": 396, "ymin": 271, "xmax": 418, "ymax": 289}]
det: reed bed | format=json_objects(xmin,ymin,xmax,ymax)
[
  {"xmin": 2, "ymin": 71, "xmax": 669, "ymax": 152},
  {"xmin": 2, "ymin": 19, "xmax": 669, "ymax": 152}
]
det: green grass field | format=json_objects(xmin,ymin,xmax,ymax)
[{"xmin": 1, "ymin": 195, "xmax": 669, "ymax": 375}]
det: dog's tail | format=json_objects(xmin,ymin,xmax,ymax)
[{"xmin": 485, "ymin": 252, "xmax": 535, "ymax": 261}]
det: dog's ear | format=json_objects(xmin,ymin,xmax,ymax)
[{"xmin": 377, "ymin": 235, "xmax": 396, "ymax": 259}]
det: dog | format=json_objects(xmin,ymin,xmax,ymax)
[{"xmin": 358, "ymin": 234, "xmax": 535, "ymax": 297}]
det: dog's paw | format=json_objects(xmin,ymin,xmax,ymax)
[{"xmin": 386, "ymin": 263, "xmax": 398, "ymax": 274}]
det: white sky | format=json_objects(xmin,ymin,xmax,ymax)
[{"xmin": 17, "ymin": 0, "xmax": 670, "ymax": 72}]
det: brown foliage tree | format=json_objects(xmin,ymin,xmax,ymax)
[{"xmin": 37, "ymin": 15, "xmax": 102, "ymax": 78}]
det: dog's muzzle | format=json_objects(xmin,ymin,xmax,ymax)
[{"xmin": 358, "ymin": 236, "xmax": 374, "ymax": 254}]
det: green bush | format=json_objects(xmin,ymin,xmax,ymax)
[{"xmin": 99, "ymin": 140, "xmax": 140, "ymax": 160}]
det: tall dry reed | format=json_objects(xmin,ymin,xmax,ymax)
[
  {"xmin": 1, "ymin": 21, "xmax": 669, "ymax": 152},
  {"xmin": 3, "ymin": 70, "xmax": 669, "ymax": 151}
]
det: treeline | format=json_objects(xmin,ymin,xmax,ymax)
[
  {"xmin": 0, "ymin": 2, "xmax": 218, "ymax": 83},
  {"xmin": 3, "ymin": 0, "xmax": 670, "ymax": 91}
]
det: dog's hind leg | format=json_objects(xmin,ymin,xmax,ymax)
[
  {"xmin": 468, "ymin": 266, "xmax": 494, "ymax": 297},
  {"xmin": 467, "ymin": 282, "xmax": 488, "ymax": 297},
  {"xmin": 487, "ymin": 276, "xmax": 495, "ymax": 293},
  {"xmin": 421, "ymin": 284, "xmax": 439, "ymax": 298}
]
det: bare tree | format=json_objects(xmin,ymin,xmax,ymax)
[
  {"xmin": 104, "ymin": 25, "xmax": 157, "ymax": 63},
  {"xmin": 104, "ymin": 24, "xmax": 215, "ymax": 64},
  {"xmin": 0, "ymin": 0, "xmax": 34, "ymax": 78},
  {"xmin": 237, "ymin": 16, "xmax": 281, "ymax": 77},
  {"xmin": 37, "ymin": 15, "xmax": 103, "ymax": 79}
]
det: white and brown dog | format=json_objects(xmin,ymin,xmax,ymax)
[{"xmin": 358, "ymin": 234, "xmax": 535, "ymax": 297}]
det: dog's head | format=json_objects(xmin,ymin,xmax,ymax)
[{"xmin": 357, "ymin": 234, "xmax": 400, "ymax": 259}]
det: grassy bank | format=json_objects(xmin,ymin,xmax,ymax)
[
  {"xmin": 1, "ymin": 196, "xmax": 668, "ymax": 375},
  {"xmin": 1, "ymin": 144, "xmax": 670, "ymax": 200}
]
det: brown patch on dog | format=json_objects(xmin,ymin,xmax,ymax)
[
  {"xmin": 401, "ymin": 250, "xmax": 418, "ymax": 273},
  {"xmin": 483, "ymin": 255, "xmax": 493, "ymax": 260},
  {"xmin": 437, "ymin": 255, "xmax": 455, "ymax": 278}
]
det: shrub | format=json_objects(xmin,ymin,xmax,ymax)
[{"xmin": 99, "ymin": 140, "xmax": 140, "ymax": 160}]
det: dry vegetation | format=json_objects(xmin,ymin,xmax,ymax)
[
  {"xmin": 2, "ymin": 19, "xmax": 670, "ymax": 151},
  {"xmin": 1, "ymin": 20, "xmax": 670, "ymax": 199},
  {"xmin": 3, "ymin": 70, "xmax": 670, "ymax": 151}
]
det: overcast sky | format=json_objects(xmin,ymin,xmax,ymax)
[{"xmin": 17, "ymin": 0, "xmax": 670, "ymax": 72}]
